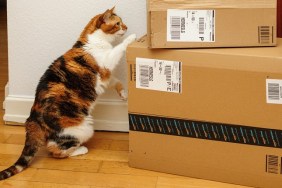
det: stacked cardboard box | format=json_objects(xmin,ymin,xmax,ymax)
[
  {"xmin": 127, "ymin": 1, "xmax": 281, "ymax": 188},
  {"xmin": 147, "ymin": 0, "xmax": 277, "ymax": 48}
]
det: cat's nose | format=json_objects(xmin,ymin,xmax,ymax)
[{"xmin": 122, "ymin": 25, "xmax": 127, "ymax": 31}]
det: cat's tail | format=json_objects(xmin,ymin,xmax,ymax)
[{"xmin": 0, "ymin": 122, "xmax": 44, "ymax": 180}]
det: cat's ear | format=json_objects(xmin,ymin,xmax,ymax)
[
  {"xmin": 110, "ymin": 6, "xmax": 116, "ymax": 14},
  {"xmin": 101, "ymin": 9, "xmax": 112, "ymax": 23}
]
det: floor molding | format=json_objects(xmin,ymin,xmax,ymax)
[{"xmin": 2, "ymin": 82, "xmax": 9, "ymax": 110}]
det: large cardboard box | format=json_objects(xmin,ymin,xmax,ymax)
[
  {"xmin": 127, "ymin": 36, "xmax": 282, "ymax": 188},
  {"xmin": 147, "ymin": 0, "xmax": 277, "ymax": 48}
]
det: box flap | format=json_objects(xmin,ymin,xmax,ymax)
[
  {"xmin": 128, "ymin": 37, "xmax": 282, "ymax": 61},
  {"xmin": 148, "ymin": 0, "xmax": 277, "ymax": 11}
]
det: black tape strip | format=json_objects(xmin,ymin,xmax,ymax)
[{"xmin": 129, "ymin": 113, "xmax": 282, "ymax": 149}]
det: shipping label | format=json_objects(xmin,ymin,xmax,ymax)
[
  {"xmin": 266, "ymin": 79, "xmax": 282, "ymax": 104},
  {"xmin": 136, "ymin": 58, "xmax": 182, "ymax": 93},
  {"xmin": 167, "ymin": 9, "xmax": 215, "ymax": 42}
]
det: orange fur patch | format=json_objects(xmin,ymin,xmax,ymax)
[
  {"xmin": 100, "ymin": 16, "xmax": 122, "ymax": 34},
  {"xmin": 64, "ymin": 48, "xmax": 84, "ymax": 60},
  {"xmin": 47, "ymin": 143, "xmax": 76, "ymax": 158},
  {"xmin": 46, "ymin": 83, "xmax": 66, "ymax": 99},
  {"xmin": 99, "ymin": 68, "xmax": 111, "ymax": 81},
  {"xmin": 65, "ymin": 61, "xmax": 86, "ymax": 75},
  {"xmin": 26, "ymin": 121, "xmax": 46, "ymax": 146},
  {"xmin": 78, "ymin": 9, "xmax": 127, "ymax": 40},
  {"xmin": 79, "ymin": 14, "xmax": 102, "ymax": 43},
  {"xmin": 115, "ymin": 81, "xmax": 124, "ymax": 96},
  {"xmin": 64, "ymin": 49, "xmax": 99, "ymax": 74},
  {"xmin": 59, "ymin": 116, "xmax": 84, "ymax": 128}
]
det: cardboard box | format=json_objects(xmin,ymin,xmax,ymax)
[
  {"xmin": 127, "ymin": 36, "xmax": 282, "ymax": 188},
  {"xmin": 147, "ymin": 0, "xmax": 277, "ymax": 48}
]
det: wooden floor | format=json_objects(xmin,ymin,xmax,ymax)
[{"xmin": 0, "ymin": 5, "xmax": 250, "ymax": 188}]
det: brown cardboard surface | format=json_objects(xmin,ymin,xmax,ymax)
[
  {"xmin": 129, "ymin": 132, "xmax": 282, "ymax": 188},
  {"xmin": 127, "ymin": 37, "xmax": 282, "ymax": 188},
  {"xmin": 128, "ymin": 38, "xmax": 282, "ymax": 129},
  {"xmin": 147, "ymin": 0, "xmax": 277, "ymax": 48}
]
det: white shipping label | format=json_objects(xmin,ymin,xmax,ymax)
[
  {"xmin": 136, "ymin": 58, "xmax": 182, "ymax": 93},
  {"xmin": 266, "ymin": 79, "xmax": 282, "ymax": 104},
  {"xmin": 167, "ymin": 9, "xmax": 215, "ymax": 42}
]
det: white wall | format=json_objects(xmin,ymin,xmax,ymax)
[{"xmin": 4, "ymin": 0, "xmax": 146, "ymax": 131}]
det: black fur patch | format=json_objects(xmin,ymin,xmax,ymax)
[
  {"xmin": 81, "ymin": 107, "xmax": 88, "ymax": 116},
  {"xmin": 27, "ymin": 110, "xmax": 41, "ymax": 124},
  {"xmin": 59, "ymin": 101, "xmax": 79, "ymax": 118},
  {"xmin": 15, "ymin": 157, "xmax": 29, "ymax": 167},
  {"xmin": 43, "ymin": 112, "xmax": 61, "ymax": 132},
  {"xmin": 73, "ymin": 41, "xmax": 83, "ymax": 48},
  {"xmin": 74, "ymin": 56, "xmax": 97, "ymax": 74},
  {"xmin": 0, "ymin": 171, "xmax": 10, "ymax": 179},
  {"xmin": 36, "ymin": 56, "xmax": 65, "ymax": 95},
  {"xmin": 40, "ymin": 97, "xmax": 56, "ymax": 106},
  {"xmin": 60, "ymin": 140, "xmax": 79, "ymax": 150},
  {"xmin": 49, "ymin": 135, "xmax": 79, "ymax": 150},
  {"xmin": 59, "ymin": 61, "xmax": 96, "ymax": 101}
]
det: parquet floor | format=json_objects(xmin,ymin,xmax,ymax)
[{"xmin": 0, "ymin": 4, "xmax": 249, "ymax": 188}]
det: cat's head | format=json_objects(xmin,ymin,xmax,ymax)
[
  {"xmin": 98, "ymin": 7, "xmax": 127, "ymax": 37},
  {"xmin": 80, "ymin": 7, "xmax": 128, "ymax": 43}
]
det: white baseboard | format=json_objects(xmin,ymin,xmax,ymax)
[
  {"xmin": 2, "ymin": 82, "xmax": 9, "ymax": 110},
  {"xmin": 3, "ymin": 85, "xmax": 129, "ymax": 132},
  {"xmin": 92, "ymin": 100, "xmax": 129, "ymax": 132}
]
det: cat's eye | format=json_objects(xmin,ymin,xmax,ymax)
[{"xmin": 116, "ymin": 22, "xmax": 121, "ymax": 26}]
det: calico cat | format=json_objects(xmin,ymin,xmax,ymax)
[{"xmin": 0, "ymin": 7, "xmax": 136, "ymax": 180}]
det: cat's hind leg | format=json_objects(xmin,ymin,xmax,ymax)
[
  {"xmin": 47, "ymin": 135, "xmax": 83, "ymax": 158},
  {"xmin": 48, "ymin": 119, "xmax": 94, "ymax": 158}
]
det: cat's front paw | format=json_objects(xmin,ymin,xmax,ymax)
[
  {"xmin": 120, "ymin": 89, "xmax": 128, "ymax": 101},
  {"xmin": 123, "ymin": 34, "xmax": 137, "ymax": 47}
]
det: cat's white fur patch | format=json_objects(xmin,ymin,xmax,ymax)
[
  {"xmin": 83, "ymin": 28, "xmax": 136, "ymax": 103},
  {"xmin": 15, "ymin": 165, "xmax": 24, "ymax": 172},
  {"xmin": 60, "ymin": 118, "xmax": 94, "ymax": 144},
  {"xmin": 88, "ymin": 103, "xmax": 96, "ymax": 116},
  {"xmin": 47, "ymin": 141, "xmax": 57, "ymax": 148},
  {"xmin": 24, "ymin": 156, "xmax": 32, "ymax": 161},
  {"xmin": 5, "ymin": 171, "xmax": 11, "ymax": 177},
  {"xmin": 95, "ymin": 75, "xmax": 109, "ymax": 95},
  {"xmin": 84, "ymin": 29, "xmax": 115, "ymax": 68},
  {"xmin": 120, "ymin": 89, "xmax": 127, "ymax": 100},
  {"xmin": 83, "ymin": 29, "xmax": 136, "ymax": 71},
  {"xmin": 70, "ymin": 146, "xmax": 88, "ymax": 157}
]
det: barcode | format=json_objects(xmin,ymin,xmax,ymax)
[
  {"xmin": 266, "ymin": 155, "xmax": 279, "ymax": 174},
  {"xmin": 164, "ymin": 65, "xmax": 172, "ymax": 82},
  {"xmin": 139, "ymin": 65, "xmax": 149, "ymax": 87},
  {"xmin": 199, "ymin": 17, "xmax": 205, "ymax": 34},
  {"xmin": 259, "ymin": 26, "xmax": 270, "ymax": 44},
  {"xmin": 164, "ymin": 65, "xmax": 172, "ymax": 91},
  {"xmin": 170, "ymin": 16, "xmax": 181, "ymax": 40},
  {"xmin": 268, "ymin": 83, "xmax": 280, "ymax": 101},
  {"xmin": 133, "ymin": 64, "xmax": 136, "ymax": 81},
  {"xmin": 130, "ymin": 64, "xmax": 136, "ymax": 81}
]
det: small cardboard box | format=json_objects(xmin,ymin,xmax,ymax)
[
  {"xmin": 127, "ymin": 36, "xmax": 282, "ymax": 188},
  {"xmin": 147, "ymin": 0, "xmax": 277, "ymax": 48}
]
